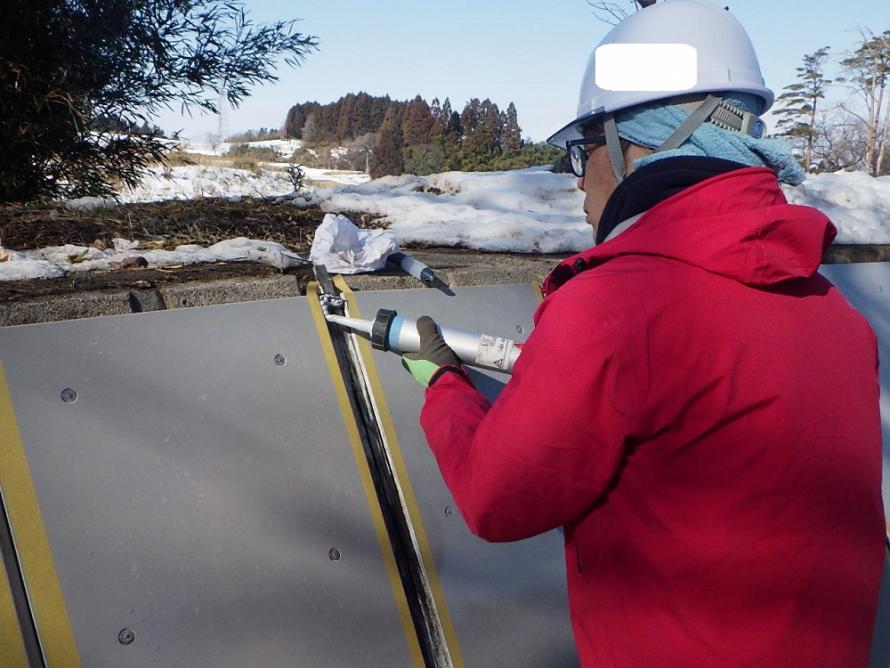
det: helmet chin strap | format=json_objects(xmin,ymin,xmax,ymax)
[
  {"xmin": 602, "ymin": 94, "xmax": 727, "ymax": 183},
  {"xmin": 603, "ymin": 113, "xmax": 627, "ymax": 183},
  {"xmin": 655, "ymin": 94, "xmax": 724, "ymax": 152}
]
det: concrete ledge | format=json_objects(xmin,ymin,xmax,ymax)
[
  {"xmin": 2, "ymin": 246, "xmax": 888, "ymax": 327},
  {"xmin": 1, "ymin": 291, "xmax": 133, "ymax": 327},
  {"xmin": 159, "ymin": 275, "xmax": 302, "ymax": 310}
]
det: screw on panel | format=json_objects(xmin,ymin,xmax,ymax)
[
  {"xmin": 60, "ymin": 388, "xmax": 78, "ymax": 404},
  {"xmin": 274, "ymin": 354, "xmax": 287, "ymax": 367},
  {"xmin": 515, "ymin": 325, "xmax": 525, "ymax": 335},
  {"xmin": 444, "ymin": 506, "xmax": 454, "ymax": 518},
  {"xmin": 328, "ymin": 548, "xmax": 341, "ymax": 561},
  {"xmin": 118, "ymin": 628, "xmax": 135, "ymax": 645}
]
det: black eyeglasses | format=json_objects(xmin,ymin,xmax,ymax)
[{"xmin": 566, "ymin": 136, "xmax": 607, "ymax": 178}]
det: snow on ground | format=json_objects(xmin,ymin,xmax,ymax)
[
  {"xmin": 242, "ymin": 139, "xmax": 304, "ymax": 158},
  {"xmin": 116, "ymin": 163, "xmax": 371, "ymax": 202},
  {"xmin": 321, "ymin": 168, "xmax": 589, "ymax": 253},
  {"xmin": 2, "ymin": 165, "xmax": 888, "ymax": 282},
  {"xmin": 315, "ymin": 167, "xmax": 890, "ymax": 252},
  {"xmin": 173, "ymin": 138, "xmax": 303, "ymax": 157},
  {"xmin": 290, "ymin": 166, "xmax": 371, "ymax": 186},
  {"xmin": 117, "ymin": 165, "xmax": 296, "ymax": 202},
  {"xmin": 0, "ymin": 238, "xmax": 308, "ymax": 282},
  {"xmin": 782, "ymin": 172, "xmax": 890, "ymax": 245},
  {"xmin": 175, "ymin": 137, "xmax": 349, "ymax": 162}
]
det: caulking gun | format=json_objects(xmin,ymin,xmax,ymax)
[{"xmin": 323, "ymin": 305, "xmax": 522, "ymax": 375}]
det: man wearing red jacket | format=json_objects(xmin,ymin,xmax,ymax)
[{"xmin": 401, "ymin": 1, "xmax": 886, "ymax": 665}]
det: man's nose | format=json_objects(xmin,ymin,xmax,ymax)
[{"xmin": 577, "ymin": 176, "xmax": 585, "ymax": 191}]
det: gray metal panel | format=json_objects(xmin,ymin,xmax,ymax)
[
  {"xmin": 819, "ymin": 263, "xmax": 890, "ymax": 518},
  {"xmin": 0, "ymin": 299, "xmax": 415, "ymax": 667},
  {"xmin": 351, "ymin": 284, "xmax": 578, "ymax": 667},
  {"xmin": 871, "ymin": 553, "xmax": 890, "ymax": 668}
]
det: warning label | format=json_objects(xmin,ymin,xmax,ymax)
[{"xmin": 475, "ymin": 335, "xmax": 514, "ymax": 370}]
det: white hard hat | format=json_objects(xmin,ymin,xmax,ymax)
[{"xmin": 546, "ymin": 0, "xmax": 773, "ymax": 149}]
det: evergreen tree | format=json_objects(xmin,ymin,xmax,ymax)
[
  {"xmin": 446, "ymin": 110, "xmax": 463, "ymax": 139},
  {"xmin": 336, "ymin": 93, "xmax": 357, "ymax": 141},
  {"xmin": 773, "ymin": 47, "xmax": 831, "ymax": 172},
  {"xmin": 429, "ymin": 115, "xmax": 445, "ymax": 140},
  {"xmin": 370, "ymin": 96, "xmax": 392, "ymax": 131},
  {"xmin": 429, "ymin": 98, "xmax": 445, "ymax": 138},
  {"xmin": 430, "ymin": 98, "xmax": 442, "ymax": 122},
  {"xmin": 460, "ymin": 98, "xmax": 483, "ymax": 142},
  {"xmin": 370, "ymin": 105, "xmax": 404, "ymax": 177},
  {"xmin": 441, "ymin": 98, "xmax": 454, "ymax": 128},
  {"xmin": 502, "ymin": 102, "xmax": 522, "ymax": 154},
  {"xmin": 402, "ymin": 95, "xmax": 434, "ymax": 146},
  {"xmin": 319, "ymin": 103, "xmax": 340, "ymax": 142},
  {"xmin": 479, "ymin": 99, "xmax": 503, "ymax": 153},
  {"xmin": 353, "ymin": 92, "xmax": 373, "ymax": 136},
  {"xmin": 0, "ymin": 0, "xmax": 317, "ymax": 202},
  {"xmin": 284, "ymin": 104, "xmax": 305, "ymax": 138},
  {"xmin": 401, "ymin": 143, "xmax": 445, "ymax": 175},
  {"xmin": 463, "ymin": 99, "xmax": 501, "ymax": 162},
  {"xmin": 443, "ymin": 110, "xmax": 464, "ymax": 170}
]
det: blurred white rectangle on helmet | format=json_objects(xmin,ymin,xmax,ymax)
[{"xmin": 595, "ymin": 43, "xmax": 697, "ymax": 92}]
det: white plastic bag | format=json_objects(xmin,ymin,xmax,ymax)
[{"xmin": 309, "ymin": 213, "xmax": 399, "ymax": 274}]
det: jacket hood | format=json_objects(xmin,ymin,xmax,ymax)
[{"xmin": 542, "ymin": 167, "xmax": 836, "ymax": 297}]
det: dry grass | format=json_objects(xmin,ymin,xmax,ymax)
[
  {"xmin": 0, "ymin": 149, "xmax": 379, "ymax": 254},
  {"xmin": 0, "ymin": 198, "xmax": 384, "ymax": 254}
]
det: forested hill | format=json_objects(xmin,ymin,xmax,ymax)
[{"xmin": 283, "ymin": 92, "xmax": 561, "ymax": 177}]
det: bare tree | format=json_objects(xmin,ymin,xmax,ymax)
[
  {"xmin": 301, "ymin": 112, "xmax": 318, "ymax": 143},
  {"xmin": 836, "ymin": 29, "xmax": 890, "ymax": 176},
  {"xmin": 585, "ymin": 0, "xmax": 647, "ymax": 26},
  {"xmin": 812, "ymin": 106, "xmax": 868, "ymax": 172}
]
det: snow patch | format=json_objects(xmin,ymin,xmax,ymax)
[
  {"xmin": 782, "ymin": 172, "xmax": 890, "ymax": 244},
  {"xmin": 319, "ymin": 168, "xmax": 590, "ymax": 253},
  {"xmin": 0, "ymin": 238, "xmax": 308, "ymax": 282}
]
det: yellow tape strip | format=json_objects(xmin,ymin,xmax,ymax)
[
  {"xmin": 333, "ymin": 276, "xmax": 465, "ymax": 668},
  {"xmin": 530, "ymin": 276, "xmax": 545, "ymax": 303},
  {"xmin": 0, "ymin": 364, "xmax": 81, "ymax": 667},
  {"xmin": 0, "ymin": 552, "xmax": 28, "ymax": 667},
  {"xmin": 306, "ymin": 284, "xmax": 425, "ymax": 667}
]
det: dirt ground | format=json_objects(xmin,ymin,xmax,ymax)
[
  {"xmin": 0, "ymin": 198, "xmax": 386, "ymax": 301},
  {"xmin": 0, "ymin": 198, "xmax": 385, "ymax": 253}
]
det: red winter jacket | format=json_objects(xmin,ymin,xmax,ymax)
[{"xmin": 419, "ymin": 167, "xmax": 885, "ymax": 667}]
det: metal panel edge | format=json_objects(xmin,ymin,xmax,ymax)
[
  {"xmin": 0, "ymin": 528, "xmax": 28, "ymax": 667},
  {"xmin": 306, "ymin": 282, "xmax": 425, "ymax": 667},
  {"xmin": 335, "ymin": 277, "xmax": 467, "ymax": 668},
  {"xmin": 0, "ymin": 363, "xmax": 81, "ymax": 667}
]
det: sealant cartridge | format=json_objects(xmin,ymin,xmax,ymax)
[{"xmin": 326, "ymin": 308, "xmax": 521, "ymax": 374}]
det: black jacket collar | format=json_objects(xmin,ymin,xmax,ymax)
[{"xmin": 595, "ymin": 156, "xmax": 751, "ymax": 244}]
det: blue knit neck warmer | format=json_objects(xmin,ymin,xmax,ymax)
[{"xmin": 616, "ymin": 93, "xmax": 806, "ymax": 185}]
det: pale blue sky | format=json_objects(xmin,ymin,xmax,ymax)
[{"xmin": 154, "ymin": 0, "xmax": 890, "ymax": 142}]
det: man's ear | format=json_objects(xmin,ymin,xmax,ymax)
[{"xmin": 623, "ymin": 143, "xmax": 654, "ymax": 175}]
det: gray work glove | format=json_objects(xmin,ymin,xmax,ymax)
[{"xmin": 401, "ymin": 316, "xmax": 462, "ymax": 387}]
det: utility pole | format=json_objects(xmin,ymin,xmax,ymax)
[{"xmin": 217, "ymin": 85, "xmax": 229, "ymax": 142}]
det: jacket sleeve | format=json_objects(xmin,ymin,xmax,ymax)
[{"xmin": 419, "ymin": 282, "xmax": 643, "ymax": 542}]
